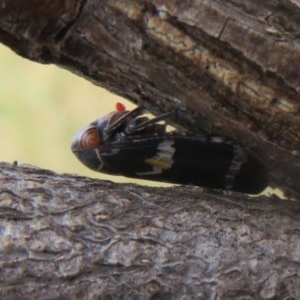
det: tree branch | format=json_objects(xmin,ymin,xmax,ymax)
[
  {"xmin": 1, "ymin": 0, "xmax": 300, "ymax": 297},
  {"xmin": 0, "ymin": 0, "xmax": 300, "ymax": 196},
  {"xmin": 0, "ymin": 162, "xmax": 300, "ymax": 298}
]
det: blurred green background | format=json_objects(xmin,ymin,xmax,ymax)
[{"xmin": 0, "ymin": 44, "xmax": 171, "ymax": 187}]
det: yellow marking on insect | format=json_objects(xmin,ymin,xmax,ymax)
[
  {"xmin": 145, "ymin": 158, "xmax": 172, "ymax": 170},
  {"xmin": 137, "ymin": 140, "xmax": 175, "ymax": 176}
]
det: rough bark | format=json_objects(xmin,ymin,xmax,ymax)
[
  {"xmin": 1, "ymin": 0, "xmax": 300, "ymax": 298},
  {"xmin": 1, "ymin": 162, "xmax": 300, "ymax": 299},
  {"xmin": 0, "ymin": 0, "xmax": 299, "ymax": 197}
]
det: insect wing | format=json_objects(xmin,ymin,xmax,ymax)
[
  {"xmin": 99, "ymin": 134, "xmax": 170, "ymax": 176},
  {"xmin": 72, "ymin": 106, "xmax": 268, "ymax": 194},
  {"xmin": 99, "ymin": 133, "xmax": 233, "ymax": 188}
]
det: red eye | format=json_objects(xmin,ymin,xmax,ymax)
[
  {"xmin": 80, "ymin": 128, "xmax": 101, "ymax": 149},
  {"xmin": 116, "ymin": 102, "xmax": 126, "ymax": 112}
]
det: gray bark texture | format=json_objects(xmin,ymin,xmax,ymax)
[
  {"xmin": 1, "ymin": 162, "xmax": 300, "ymax": 300},
  {"xmin": 0, "ymin": 0, "xmax": 300, "ymax": 298}
]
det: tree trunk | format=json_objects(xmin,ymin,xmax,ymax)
[
  {"xmin": 0, "ymin": 0, "xmax": 300, "ymax": 198},
  {"xmin": 1, "ymin": 162, "xmax": 300, "ymax": 299},
  {"xmin": 0, "ymin": 0, "xmax": 300, "ymax": 298}
]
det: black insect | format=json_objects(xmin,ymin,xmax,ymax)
[{"xmin": 71, "ymin": 103, "xmax": 268, "ymax": 194}]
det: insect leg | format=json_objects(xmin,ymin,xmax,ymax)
[
  {"xmin": 125, "ymin": 111, "xmax": 174, "ymax": 135},
  {"xmin": 103, "ymin": 106, "xmax": 144, "ymax": 139}
]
